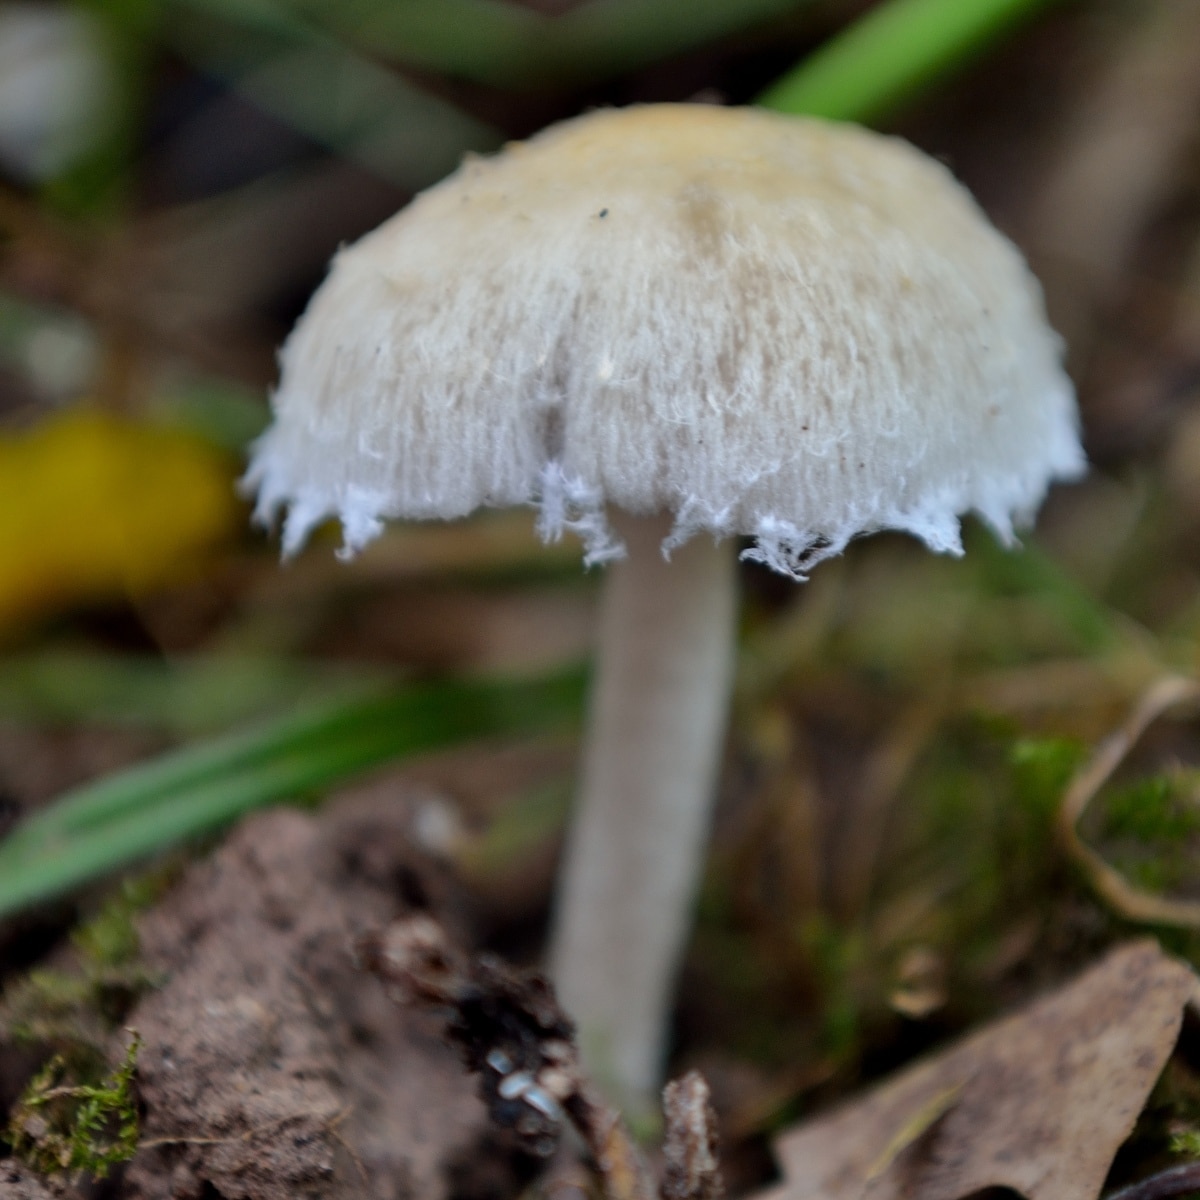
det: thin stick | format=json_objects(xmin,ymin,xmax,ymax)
[
  {"xmin": 1105, "ymin": 1162, "xmax": 1200, "ymax": 1200},
  {"xmin": 1057, "ymin": 675, "xmax": 1200, "ymax": 928}
]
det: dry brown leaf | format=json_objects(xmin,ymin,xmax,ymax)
[{"xmin": 755, "ymin": 941, "xmax": 1199, "ymax": 1200}]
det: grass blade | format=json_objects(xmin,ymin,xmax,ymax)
[
  {"xmin": 275, "ymin": 0, "xmax": 809, "ymax": 90},
  {"xmin": 758, "ymin": 0, "xmax": 1059, "ymax": 121},
  {"xmin": 278, "ymin": 0, "xmax": 539, "ymax": 85},
  {"xmin": 0, "ymin": 669, "xmax": 585, "ymax": 917},
  {"xmin": 167, "ymin": 0, "xmax": 500, "ymax": 190},
  {"xmin": 0, "ymin": 651, "xmax": 383, "ymax": 734}
]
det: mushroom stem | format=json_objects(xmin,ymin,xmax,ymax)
[{"xmin": 549, "ymin": 510, "xmax": 738, "ymax": 1111}]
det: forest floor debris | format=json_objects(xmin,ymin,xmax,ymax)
[
  {"xmin": 89, "ymin": 789, "xmax": 495, "ymax": 1200},
  {"xmin": 755, "ymin": 941, "xmax": 1199, "ymax": 1200}
]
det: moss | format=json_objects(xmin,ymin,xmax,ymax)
[
  {"xmin": 1169, "ymin": 1130, "xmax": 1200, "ymax": 1159},
  {"xmin": 1, "ymin": 882, "xmax": 162, "ymax": 1180},
  {"xmin": 1009, "ymin": 736, "xmax": 1087, "ymax": 819},
  {"xmin": 7, "ymin": 1033, "xmax": 141, "ymax": 1180},
  {"xmin": 1081, "ymin": 767, "xmax": 1200, "ymax": 914},
  {"xmin": 1, "ymin": 877, "xmax": 162, "ymax": 1066},
  {"xmin": 70, "ymin": 882, "xmax": 149, "ymax": 969},
  {"xmin": 1100, "ymin": 770, "xmax": 1200, "ymax": 845}
]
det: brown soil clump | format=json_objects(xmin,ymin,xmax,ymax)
[
  {"xmin": 0, "ymin": 1159, "xmax": 59, "ymax": 1200},
  {"xmin": 120, "ymin": 790, "xmax": 490, "ymax": 1200}
]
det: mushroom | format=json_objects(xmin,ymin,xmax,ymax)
[{"xmin": 245, "ymin": 104, "xmax": 1085, "ymax": 1112}]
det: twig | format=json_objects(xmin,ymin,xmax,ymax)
[
  {"xmin": 833, "ymin": 697, "xmax": 944, "ymax": 922},
  {"xmin": 325, "ymin": 1106, "xmax": 371, "ymax": 1189},
  {"xmin": 141, "ymin": 1107, "xmax": 328, "ymax": 1149},
  {"xmin": 1105, "ymin": 1161, "xmax": 1200, "ymax": 1200},
  {"xmin": 1057, "ymin": 675, "xmax": 1200, "ymax": 928},
  {"xmin": 661, "ymin": 1072, "xmax": 723, "ymax": 1200},
  {"xmin": 138, "ymin": 1104, "xmax": 372, "ymax": 1188}
]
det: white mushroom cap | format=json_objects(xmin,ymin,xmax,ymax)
[{"xmin": 246, "ymin": 104, "xmax": 1084, "ymax": 577}]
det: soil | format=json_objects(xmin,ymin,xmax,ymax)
[
  {"xmin": 8, "ymin": 785, "xmax": 523, "ymax": 1200},
  {"xmin": 0, "ymin": 1161, "xmax": 56, "ymax": 1200}
]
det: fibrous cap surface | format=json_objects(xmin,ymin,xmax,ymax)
[{"xmin": 246, "ymin": 104, "xmax": 1084, "ymax": 575}]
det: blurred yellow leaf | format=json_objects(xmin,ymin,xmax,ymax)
[{"xmin": 0, "ymin": 407, "xmax": 238, "ymax": 629}]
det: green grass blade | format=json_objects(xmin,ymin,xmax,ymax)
[
  {"xmin": 547, "ymin": 0, "xmax": 806, "ymax": 87},
  {"xmin": 277, "ymin": 0, "xmax": 809, "ymax": 90},
  {"xmin": 0, "ymin": 688, "xmax": 395, "ymax": 856},
  {"xmin": 0, "ymin": 651, "xmax": 383, "ymax": 734},
  {"xmin": 0, "ymin": 737, "xmax": 391, "ymax": 914},
  {"xmin": 0, "ymin": 670, "xmax": 586, "ymax": 916},
  {"xmin": 279, "ymin": 0, "xmax": 539, "ymax": 85},
  {"xmin": 758, "ymin": 0, "xmax": 1059, "ymax": 121},
  {"xmin": 167, "ymin": 0, "xmax": 501, "ymax": 189}
]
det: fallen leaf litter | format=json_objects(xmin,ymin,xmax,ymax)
[{"xmin": 754, "ymin": 941, "xmax": 1199, "ymax": 1200}]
